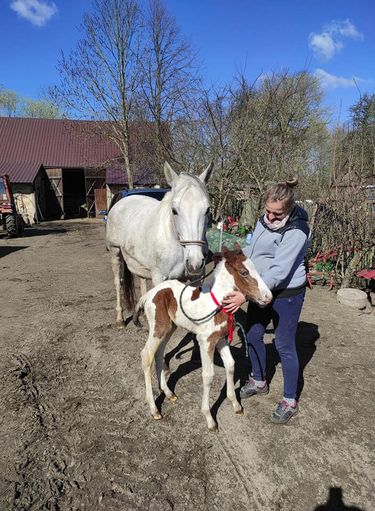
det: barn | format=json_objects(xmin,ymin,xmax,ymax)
[{"xmin": 0, "ymin": 117, "xmax": 160, "ymax": 224}]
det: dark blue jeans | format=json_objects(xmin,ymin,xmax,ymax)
[{"xmin": 245, "ymin": 289, "xmax": 305, "ymax": 399}]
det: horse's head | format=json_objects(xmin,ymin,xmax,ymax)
[
  {"xmin": 219, "ymin": 244, "xmax": 273, "ymax": 307},
  {"xmin": 164, "ymin": 161, "xmax": 214, "ymax": 275}
]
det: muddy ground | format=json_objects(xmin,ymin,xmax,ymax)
[{"xmin": 0, "ymin": 219, "xmax": 374, "ymax": 511}]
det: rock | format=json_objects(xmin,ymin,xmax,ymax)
[{"xmin": 337, "ymin": 288, "xmax": 369, "ymax": 310}]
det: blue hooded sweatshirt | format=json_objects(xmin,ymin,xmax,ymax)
[{"xmin": 243, "ymin": 205, "xmax": 309, "ymax": 293}]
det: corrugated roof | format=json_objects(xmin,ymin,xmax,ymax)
[
  {"xmin": 0, "ymin": 117, "xmax": 161, "ymax": 184},
  {"xmin": 0, "ymin": 161, "xmax": 43, "ymax": 184}
]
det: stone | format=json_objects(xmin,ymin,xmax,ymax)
[{"xmin": 337, "ymin": 288, "xmax": 369, "ymax": 310}]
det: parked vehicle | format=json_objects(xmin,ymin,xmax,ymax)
[
  {"xmin": 104, "ymin": 188, "xmax": 170, "ymax": 222},
  {"xmin": 0, "ymin": 174, "xmax": 24, "ymax": 237}
]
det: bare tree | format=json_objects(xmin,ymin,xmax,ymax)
[
  {"xmin": 52, "ymin": 0, "xmax": 145, "ymax": 188},
  {"xmin": 230, "ymin": 71, "xmax": 327, "ymax": 194},
  {"xmin": 199, "ymin": 87, "xmax": 240, "ymax": 221},
  {"xmin": 140, "ymin": 0, "xmax": 201, "ymax": 167}
]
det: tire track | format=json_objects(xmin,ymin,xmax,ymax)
[{"xmin": 10, "ymin": 354, "xmax": 79, "ymax": 511}]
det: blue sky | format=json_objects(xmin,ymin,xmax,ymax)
[{"xmin": 1, "ymin": 0, "xmax": 374, "ymax": 123}]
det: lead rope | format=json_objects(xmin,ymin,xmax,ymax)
[
  {"xmin": 209, "ymin": 290, "xmax": 234, "ymax": 343},
  {"xmin": 178, "ymin": 260, "xmax": 261, "ymax": 370},
  {"xmin": 178, "ymin": 266, "xmax": 219, "ymax": 322}
]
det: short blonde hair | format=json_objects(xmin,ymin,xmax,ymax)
[{"xmin": 264, "ymin": 177, "xmax": 298, "ymax": 212}]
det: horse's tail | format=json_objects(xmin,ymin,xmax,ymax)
[
  {"xmin": 122, "ymin": 257, "xmax": 136, "ymax": 312},
  {"xmin": 133, "ymin": 293, "xmax": 147, "ymax": 328}
]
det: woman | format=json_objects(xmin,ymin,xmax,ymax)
[{"xmin": 222, "ymin": 178, "xmax": 309, "ymax": 424}]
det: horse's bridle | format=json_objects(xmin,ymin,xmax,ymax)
[
  {"xmin": 171, "ymin": 216, "xmax": 206, "ymax": 248},
  {"xmin": 178, "ymin": 239, "xmax": 206, "ymax": 247}
]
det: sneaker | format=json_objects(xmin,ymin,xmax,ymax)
[
  {"xmin": 270, "ymin": 400, "xmax": 299, "ymax": 424},
  {"xmin": 240, "ymin": 378, "xmax": 269, "ymax": 399}
]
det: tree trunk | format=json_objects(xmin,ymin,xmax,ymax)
[{"xmin": 340, "ymin": 251, "xmax": 362, "ymax": 289}]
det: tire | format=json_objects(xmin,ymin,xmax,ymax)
[{"xmin": 5, "ymin": 214, "xmax": 17, "ymax": 236}]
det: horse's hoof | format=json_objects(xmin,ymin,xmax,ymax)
[
  {"xmin": 167, "ymin": 393, "xmax": 177, "ymax": 402},
  {"xmin": 152, "ymin": 412, "xmax": 163, "ymax": 420},
  {"xmin": 116, "ymin": 320, "xmax": 125, "ymax": 329},
  {"xmin": 235, "ymin": 408, "xmax": 244, "ymax": 416},
  {"xmin": 208, "ymin": 425, "xmax": 218, "ymax": 433}
]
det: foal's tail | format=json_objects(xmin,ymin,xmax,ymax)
[
  {"xmin": 133, "ymin": 294, "xmax": 147, "ymax": 328},
  {"xmin": 122, "ymin": 257, "xmax": 136, "ymax": 312}
]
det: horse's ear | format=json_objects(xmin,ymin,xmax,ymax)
[
  {"xmin": 198, "ymin": 162, "xmax": 214, "ymax": 184},
  {"xmin": 164, "ymin": 161, "xmax": 178, "ymax": 186}
]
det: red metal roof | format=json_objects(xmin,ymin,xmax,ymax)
[
  {"xmin": 0, "ymin": 161, "xmax": 43, "ymax": 184},
  {"xmin": 0, "ymin": 117, "xmax": 160, "ymax": 184}
]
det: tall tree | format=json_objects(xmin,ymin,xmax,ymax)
[
  {"xmin": 350, "ymin": 93, "xmax": 375, "ymax": 177},
  {"xmin": 141, "ymin": 0, "xmax": 200, "ymax": 165},
  {"xmin": 22, "ymin": 99, "xmax": 61, "ymax": 118},
  {"xmin": 227, "ymin": 70, "xmax": 328, "ymax": 216},
  {"xmin": 52, "ymin": 0, "xmax": 144, "ymax": 188},
  {"xmin": 0, "ymin": 87, "xmax": 20, "ymax": 116}
]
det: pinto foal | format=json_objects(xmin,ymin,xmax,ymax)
[{"xmin": 134, "ymin": 245, "xmax": 272, "ymax": 431}]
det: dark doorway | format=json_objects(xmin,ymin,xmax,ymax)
[{"xmin": 62, "ymin": 169, "xmax": 87, "ymax": 218}]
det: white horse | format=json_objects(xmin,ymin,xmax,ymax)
[
  {"xmin": 106, "ymin": 161, "xmax": 214, "ymax": 327},
  {"xmin": 133, "ymin": 245, "xmax": 272, "ymax": 431}
]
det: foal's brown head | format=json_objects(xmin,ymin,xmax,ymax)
[{"xmin": 221, "ymin": 244, "xmax": 272, "ymax": 306}]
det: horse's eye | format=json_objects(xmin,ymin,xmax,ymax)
[
  {"xmin": 172, "ymin": 208, "xmax": 178, "ymax": 215},
  {"xmin": 240, "ymin": 270, "xmax": 249, "ymax": 277}
]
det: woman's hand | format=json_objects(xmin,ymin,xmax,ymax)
[{"xmin": 221, "ymin": 291, "xmax": 246, "ymax": 313}]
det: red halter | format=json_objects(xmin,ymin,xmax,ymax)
[{"xmin": 210, "ymin": 291, "xmax": 234, "ymax": 343}]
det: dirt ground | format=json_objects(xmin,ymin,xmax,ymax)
[{"xmin": 0, "ymin": 219, "xmax": 374, "ymax": 511}]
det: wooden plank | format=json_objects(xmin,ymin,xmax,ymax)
[{"xmin": 94, "ymin": 188, "xmax": 107, "ymax": 218}]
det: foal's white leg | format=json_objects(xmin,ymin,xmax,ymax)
[
  {"xmin": 155, "ymin": 326, "xmax": 177, "ymax": 401},
  {"xmin": 198, "ymin": 336, "xmax": 217, "ymax": 431},
  {"xmin": 141, "ymin": 332, "xmax": 164, "ymax": 420},
  {"xmin": 110, "ymin": 247, "xmax": 124, "ymax": 328},
  {"xmin": 216, "ymin": 339, "xmax": 243, "ymax": 415}
]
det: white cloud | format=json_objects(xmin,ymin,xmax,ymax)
[
  {"xmin": 331, "ymin": 19, "xmax": 363, "ymax": 39},
  {"xmin": 10, "ymin": 0, "xmax": 57, "ymax": 27},
  {"xmin": 315, "ymin": 69, "xmax": 373, "ymax": 90},
  {"xmin": 309, "ymin": 19, "xmax": 363, "ymax": 61}
]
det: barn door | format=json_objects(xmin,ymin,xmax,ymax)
[
  {"xmin": 84, "ymin": 168, "xmax": 106, "ymax": 218},
  {"xmin": 46, "ymin": 168, "xmax": 64, "ymax": 218}
]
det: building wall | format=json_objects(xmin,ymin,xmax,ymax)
[{"xmin": 12, "ymin": 184, "xmax": 36, "ymax": 225}]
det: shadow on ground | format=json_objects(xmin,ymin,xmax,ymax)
[
  {"xmin": 158, "ymin": 307, "xmax": 320, "ymax": 422},
  {"xmin": 314, "ymin": 486, "xmax": 364, "ymax": 511},
  {"xmin": 0, "ymin": 245, "xmax": 29, "ymax": 258},
  {"xmin": 22, "ymin": 227, "xmax": 67, "ymax": 237}
]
